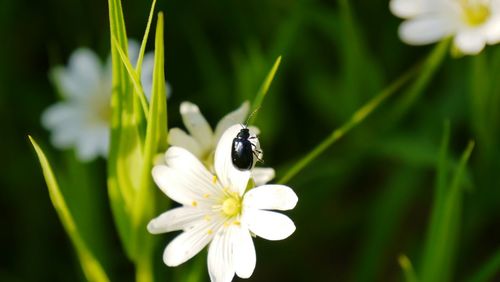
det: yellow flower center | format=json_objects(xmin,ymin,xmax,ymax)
[
  {"xmin": 221, "ymin": 191, "xmax": 241, "ymax": 218},
  {"xmin": 461, "ymin": 0, "xmax": 491, "ymax": 26}
]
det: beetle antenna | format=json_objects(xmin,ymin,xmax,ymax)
[{"xmin": 244, "ymin": 106, "xmax": 260, "ymax": 127}]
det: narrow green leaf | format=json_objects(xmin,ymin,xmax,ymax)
[
  {"xmin": 420, "ymin": 140, "xmax": 475, "ymax": 282},
  {"xmin": 278, "ymin": 63, "xmax": 418, "ymax": 184},
  {"xmin": 130, "ymin": 12, "xmax": 167, "ymax": 282},
  {"xmin": 29, "ymin": 136, "xmax": 110, "ymax": 282},
  {"xmin": 466, "ymin": 248, "xmax": 500, "ymax": 282},
  {"xmin": 249, "ymin": 56, "xmax": 281, "ymax": 124},
  {"xmin": 113, "ymin": 36, "xmax": 149, "ymax": 117},
  {"xmin": 385, "ymin": 39, "xmax": 449, "ymax": 125},
  {"xmin": 135, "ymin": 0, "xmax": 157, "ymax": 75},
  {"xmin": 337, "ymin": 0, "xmax": 383, "ymax": 112},
  {"xmin": 108, "ymin": 0, "xmax": 142, "ymax": 260},
  {"xmin": 421, "ymin": 121, "xmax": 451, "ymax": 268},
  {"xmin": 354, "ymin": 168, "xmax": 422, "ymax": 281}
]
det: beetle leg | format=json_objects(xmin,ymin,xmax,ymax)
[{"xmin": 252, "ymin": 150, "xmax": 264, "ymax": 163}]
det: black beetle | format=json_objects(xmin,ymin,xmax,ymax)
[{"xmin": 231, "ymin": 127, "xmax": 262, "ymax": 170}]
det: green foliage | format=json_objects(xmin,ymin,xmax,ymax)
[
  {"xmin": 250, "ymin": 56, "xmax": 281, "ymax": 124},
  {"xmin": 419, "ymin": 126, "xmax": 475, "ymax": 282},
  {"xmin": 29, "ymin": 137, "xmax": 110, "ymax": 282},
  {"xmin": 467, "ymin": 248, "xmax": 500, "ymax": 282},
  {"xmin": 7, "ymin": 0, "xmax": 500, "ymax": 281},
  {"xmin": 108, "ymin": 1, "xmax": 167, "ymax": 281}
]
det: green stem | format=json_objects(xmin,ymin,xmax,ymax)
[
  {"xmin": 384, "ymin": 39, "xmax": 450, "ymax": 125},
  {"xmin": 135, "ymin": 252, "xmax": 154, "ymax": 282},
  {"xmin": 278, "ymin": 40, "xmax": 449, "ymax": 185},
  {"xmin": 278, "ymin": 62, "xmax": 417, "ymax": 184}
]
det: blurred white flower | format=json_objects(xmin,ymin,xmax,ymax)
[
  {"xmin": 168, "ymin": 101, "xmax": 275, "ymax": 185},
  {"xmin": 148, "ymin": 125, "xmax": 298, "ymax": 282},
  {"xmin": 390, "ymin": 0, "xmax": 500, "ymax": 54},
  {"xmin": 42, "ymin": 40, "xmax": 169, "ymax": 161}
]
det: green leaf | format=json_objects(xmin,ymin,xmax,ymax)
[
  {"xmin": 29, "ymin": 136, "xmax": 110, "ymax": 282},
  {"xmin": 135, "ymin": 0, "xmax": 157, "ymax": 75},
  {"xmin": 337, "ymin": 0, "xmax": 383, "ymax": 113},
  {"xmin": 108, "ymin": 0, "xmax": 144, "ymax": 260},
  {"xmin": 277, "ymin": 63, "xmax": 417, "ymax": 184},
  {"xmin": 249, "ymin": 55, "xmax": 281, "ymax": 124},
  {"xmin": 466, "ymin": 248, "xmax": 500, "ymax": 282},
  {"xmin": 353, "ymin": 168, "xmax": 423, "ymax": 281},
  {"xmin": 113, "ymin": 36, "xmax": 149, "ymax": 118},
  {"xmin": 420, "ymin": 139, "xmax": 475, "ymax": 282},
  {"xmin": 384, "ymin": 39, "xmax": 449, "ymax": 125},
  {"xmin": 130, "ymin": 12, "xmax": 168, "ymax": 282}
]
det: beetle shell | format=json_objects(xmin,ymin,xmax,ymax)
[{"xmin": 231, "ymin": 136, "xmax": 254, "ymax": 170}]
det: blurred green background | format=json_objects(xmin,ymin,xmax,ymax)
[{"xmin": 1, "ymin": 0, "xmax": 499, "ymax": 281}]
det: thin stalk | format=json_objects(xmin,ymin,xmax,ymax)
[
  {"xmin": 135, "ymin": 252, "xmax": 154, "ymax": 282},
  {"xmin": 278, "ymin": 41, "xmax": 449, "ymax": 184},
  {"xmin": 278, "ymin": 63, "xmax": 417, "ymax": 184}
]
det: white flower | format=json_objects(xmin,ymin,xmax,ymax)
[
  {"xmin": 42, "ymin": 40, "xmax": 168, "ymax": 161},
  {"xmin": 148, "ymin": 125, "xmax": 298, "ymax": 282},
  {"xmin": 390, "ymin": 0, "xmax": 500, "ymax": 54},
  {"xmin": 168, "ymin": 101, "xmax": 275, "ymax": 185}
]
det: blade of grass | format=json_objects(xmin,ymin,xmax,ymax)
[
  {"xmin": 421, "ymin": 121, "xmax": 451, "ymax": 266},
  {"xmin": 130, "ymin": 12, "xmax": 167, "ymax": 282},
  {"xmin": 353, "ymin": 168, "xmax": 422, "ymax": 281},
  {"xmin": 277, "ymin": 62, "xmax": 418, "ymax": 184},
  {"xmin": 108, "ymin": 0, "xmax": 142, "ymax": 261},
  {"xmin": 29, "ymin": 136, "xmax": 110, "ymax": 282},
  {"xmin": 135, "ymin": 0, "xmax": 157, "ymax": 75},
  {"xmin": 337, "ymin": 0, "xmax": 383, "ymax": 110},
  {"xmin": 249, "ymin": 56, "xmax": 281, "ymax": 124},
  {"xmin": 420, "ymin": 140, "xmax": 475, "ymax": 282},
  {"xmin": 383, "ymin": 39, "xmax": 450, "ymax": 126},
  {"xmin": 466, "ymin": 248, "xmax": 500, "ymax": 282},
  {"xmin": 113, "ymin": 36, "xmax": 149, "ymax": 117}
]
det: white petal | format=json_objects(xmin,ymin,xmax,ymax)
[
  {"xmin": 141, "ymin": 52, "xmax": 155, "ymax": 100},
  {"xmin": 214, "ymin": 125, "xmax": 251, "ymax": 196},
  {"xmin": 52, "ymin": 48, "xmax": 102, "ymax": 99},
  {"xmin": 243, "ymin": 185, "xmax": 298, "ymax": 211},
  {"xmin": 251, "ymin": 167, "xmax": 275, "ymax": 186},
  {"xmin": 75, "ymin": 126, "xmax": 105, "ymax": 161},
  {"xmin": 389, "ymin": 0, "xmax": 435, "ymax": 18},
  {"xmin": 233, "ymin": 226, "xmax": 256, "ymax": 279},
  {"xmin": 153, "ymin": 147, "xmax": 221, "ymax": 206},
  {"xmin": 454, "ymin": 29, "xmax": 486, "ymax": 54},
  {"xmin": 493, "ymin": 0, "xmax": 500, "ymax": 13},
  {"xmin": 208, "ymin": 226, "xmax": 236, "ymax": 282},
  {"xmin": 399, "ymin": 15, "xmax": 454, "ymax": 45},
  {"xmin": 42, "ymin": 103, "xmax": 84, "ymax": 149},
  {"xmin": 163, "ymin": 219, "xmax": 219, "ymax": 267},
  {"xmin": 484, "ymin": 16, "xmax": 500, "ymax": 44},
  {"xmin": 168, "ymin": 128, "xmax": 204, "ymax": 158},
  {"xmin": 247, "ymin": 125, "xmax": 260, "ymax": 136},
  {"xmin": 214, "ymin": 101, "xmax": 250, "ymax": 142},
  {"xmin": 128, "ymin": 39, "xmax": 140, "ymax": 66},
  {"xmin": 41, "ymin": 102, "xmax": 82, "ymax": 130},
  {"xmin": 180, "ymin": 102, "xmax": 214, "ymax": 151},
  {"xmin": 244, "ymin": 209, "xmax": 296, "ymax": 241},
  {"xmin": 147, "ymin": 206, "xmax": 207, "ymax": 234}
]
